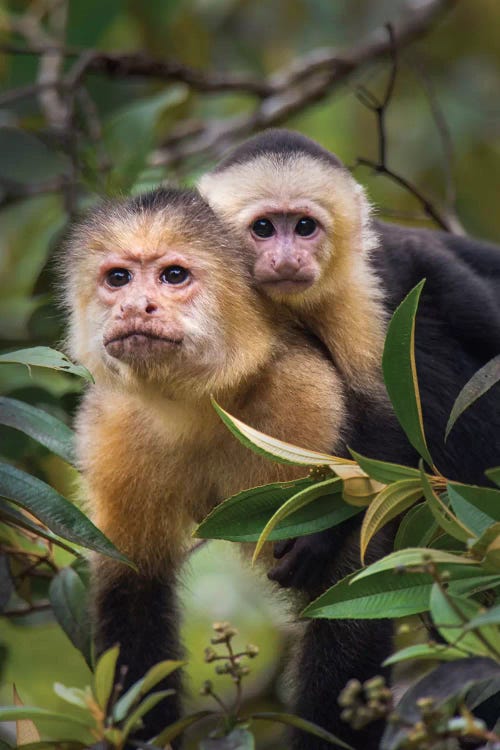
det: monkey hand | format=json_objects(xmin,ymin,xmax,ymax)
[{"xmin": 267, "ymin": 532, "xmax": 334, "ymax": 593}]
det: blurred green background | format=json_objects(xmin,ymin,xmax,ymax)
[{"xmin": 0, "ymin": 0, "xmax": 499, "ymax": 747}]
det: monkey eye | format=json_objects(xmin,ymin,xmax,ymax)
[
  {"xmin": 106, "ymin": 268, "xmax": 132, "ymax": 287},
  {"xmin": 160, "ymin": 265, "xmax": 190, "ymax": 285},
  {"xmin": 251, "ymin": 218, "xmax": 275, "ymax": 239},
  {"xmin": 295, "ymin": 217, "xmax": 317, "ymax": 237}
]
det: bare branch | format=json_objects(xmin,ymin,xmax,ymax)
[
  {"xmin": 152, "ymin": 0, "xmax": 458, "ymax": 167},
  {"xmin": 407, "ymin": 53, "xmax": 466, "ymax": 235},
  {"xmin": 353, "ymin": 22, "xmax": 458, "ymax": 233}
]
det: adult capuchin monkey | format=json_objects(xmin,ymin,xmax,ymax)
[
  {"xmin": 63, "ymin": 188, "xmax": 393, "ymax": 750},
  {"xmin": 198, "ymin": 130, "xmax": 500, "ymax": 742}
]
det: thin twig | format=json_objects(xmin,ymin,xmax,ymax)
[{"xmin": 353, "ymin": 23, "xmax": 457, "ymax": 233}]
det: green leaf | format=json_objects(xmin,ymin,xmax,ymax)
[
  {"xmin": 0, "ymin": 397, "xmax": 75, "ymax": 465},
  {"xmin": 303, "ymin": 570, "xmax": 434, "ymax": 620},
  {"xmin": 430, "ymin": 584, "xmax": 500, "ymax": 658},
  {"xmin": 122, "ymin": 690, "xmax": 174, "ymax": 739},
  {"xmin": 252, "ymin": 477, "xmax": 343, "ymax": 563},
  {"xmin": 469, "ymin": 522, "xmax": 500, "ymax": 558},
  {"xmin": 53, "ymin": 684, "xmax": 90, "ymax": 710},
  {"xmin": 93, "ymin": 645, "xmax": 119, "ymax": 710},
  {"xmin": 153, "ymin": 710, "xmax": 215, "ymax": 745},
  {"xmin": 195, "ymin": 477, "xmax": 359, "ymax": 542},
  {"xmin": 394, "ymin": 503, "xmax": 438, "ymax": 550},
  {"xmin": 113, "ymin": 658, "xmax": 185, "ymax": 722},
  {"xmin": 141, "ymin": 660, "xmax": 185, "ymax": 695},
  {"xmin": 0, "ymin": 499, "xmax": 80, "ymax": 556},
  {"xmin": 0, "ymin": 128, "xmax": 68, "ymax": 184},
  {"xmin": 0, "ymin": 347, "xmax": 93, "ymax": 381},
  {"xmin": 360, "ymin": 479, "xmax": 423, "ymax": 562},
  {"xmin": 420, "ymin": 466, "xmax": 473, "ymax": 543},
  {"xmin": 49, "ymin": 567, "xmax": 91, "ymax": 667},
  {"xmin": 349, "ymin": 450, "xmax": 420, "ymax": 484},
  {"xmin": 448, "ymin": 482, "xmax": 500, "ymax": 535},
  {"xmin": 485, "ymin": 467, "xmax": 500, "ymax": 487},
  {"xmin": 465, "ymin": 604, "xmax": 500, "ymax": 630},
  {"xmin": 251, "ymin": 712, "xmax": 353, "ymax": 749},
  {"xmin": 383, "ymin": 643, "xmax": 469, "ymax": 666},
  {"xmin": 445, "ymin": 354, "xmax": 500, "ymax": 441},
  {"xmin": 0, "ymin": 707, "xmax": 89, "ymax": 727},
  {"xmin": 212, "ymin": 399, "xmax": 351, "ymax": 468},
  {"xmin": 448, "ymin": 571, "xmax": 500, "ymax": 597},
  {"xmin": 353, "ymin": 548, "xmax": 477, "ymax": 582},
  {"xmin": 0, "ymin": 463, "xmax": 132, "ymax": 566},
  {"xmin": 382, "ymin": 280, "xmax": 434, "ymax": 468}
]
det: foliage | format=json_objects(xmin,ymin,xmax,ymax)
[
  {"xmin": 1, "ymin": 2, "xmax": 500, "ymax": 749},
  {"xmin": 195, "ymin": 283, "xmax": 500, "ymax": 748}
]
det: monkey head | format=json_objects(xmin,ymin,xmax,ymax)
[
  {"xmin": 61, "ymin": 189, "xmax": 275, "ymax": 394},
  {"xmin": 198, "ymin": 129, "xmax": 377, "ymax": 304}
]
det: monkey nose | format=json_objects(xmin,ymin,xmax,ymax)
[{"xmin": 272, "ymin": 255, "xmax": 301, "ymax": 275}]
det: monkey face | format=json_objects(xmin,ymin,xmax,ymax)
[
  {"xmin": 198, "ymin": 151, "xmax": 371, "ymax": 302},
  {"xmin": 246, "ymin": 206, "xmax": 326, "ymax": 295},
  {"xmin": 98, "ymin": 250, "xmax": 197, "ymax": 365},
  {"xmin": 63, "ymin": 190, "xmax": 276, "ymax": 392}
]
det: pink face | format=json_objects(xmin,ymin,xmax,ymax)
[
  {"xmin": 248, "ymin": 211, "xmax": 325, "ymax": 295},
  {"xmin": 97, "ymin": 250, "xmax": 197, "ymax": 363}
]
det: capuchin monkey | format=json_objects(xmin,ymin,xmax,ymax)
[
  {"xmin": 198, "ymin": 128, "xmax": 500, "ymax": 486},
  {"xmin": 63, "ymin": 188, "xmax": 392, "ymax": 750},
  {"xmin": 199, "ymin": 131, "xmax": 500, "ymax": 744}
]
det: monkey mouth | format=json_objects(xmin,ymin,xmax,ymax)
[
  {"xmin": 260, "ymin": 277, "xmax": 316, "ymax": 295},
  {"xmin": 104, "ymin": 330, "xmax": 183, "ymax": 360}
]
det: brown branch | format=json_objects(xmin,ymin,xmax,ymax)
[
  {"xmin": 407, "ymin": 53, "xmax": 466, "ymax": 235},
  {"xmin": 353, "ymin": 23, "xmax": 457, "ymax": 233},
  {"xmin": 151, "ymin": 0, "xmax": 458, "ymax": 167},
  {"xmin": 2, "ymin": 600, "xmax": 52, "ymax": 618}
]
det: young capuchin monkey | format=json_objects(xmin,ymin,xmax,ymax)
[
  {"xmin": 63, "ymin": 188, "xmax": 391, "ymax": 750},
  {"xmin": 198, "ymin": 128, "xmax": 500, "ymax": 486},
  {"xmin": 199, "ymin": 130, "xmax": 500, "ymax": 742}
]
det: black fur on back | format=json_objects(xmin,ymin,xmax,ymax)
[{"xmin": 212, "ymin": 128, "xmax": 344, "ymax": 173}]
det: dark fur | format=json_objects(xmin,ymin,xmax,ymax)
[{"xmin": 213, "ymin": 130, "xmax": 500, "ymax": 749}]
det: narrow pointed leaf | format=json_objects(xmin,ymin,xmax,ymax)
[
  {"xmin": 383, "ymin": 643, "xmax": 468, "ymax": 666},
  {"xmin": 353, "ymin": 548, "xmax": 477, "ymax": 582},
  {"xmin": 303, "ymin": 570, "xmax": 434, "ymax": 619},
  {"xmin": 122, "ymin": 690, "xmax": 174, "ymax": 739},
  {"xmin": 465, "ymin": 604, "xmax": 500, "ymax": 630},
  {"xmin": 360, "ymin": 479, "xmax": 423, "ymax": 562},
  {"xmin": 382, "ymin": 280, "xmax": 434, "ymax": 468},
  {"xmin": 0, "ymin": 397, "xmax": 75, "ymax": 464},
  {"xmin": 430, "ymin": 585, "xmax": 500, "ymax": 657},
  {"xmin": 0, "ymin": 463, "xmax": 132, "ymax": 565},
  {"xmin": 420, "ymin": 467, "xmax": 474, "ymax": 542},
  {"xmin": 0, "ymin": 707, "xmax": 90, "ymax": 727},
  {"xmin": 251, "ymin": 712, "xmax": 353, "ymax": 749},
  {"xmin": 0, "ymin": 347, "xmax": 93, "ymax": 382},
  {"xmin": 252, "ymin": 477, "xmax": 343, "ymax": 563},
  {"xmin": 445, "ymin": 354, "xmax": 500, "ymax": 441},
  {"xmin": 447, "ymin": 482, "xmax": 500, "ymax": 536},
  {"xmin": 49, "ymin": 567, "xmax": 91, "ymax": 667},
  {"xmin": 349, "ymin": 450, "xmax": 420, "ymax": 484},
  {"xmin": 394, "ymin": 503, "xmax": 438, "ymax": 550},
  {"xmin": 53, "ymin": 684, "xmax": 89, "ymax": 710},
  {"xmin": 212, "ymin": 399, "xmax": 353, "ymax": 468},
  {"xmin": 196, "ymin": 478, "xmax": 358, "ymax": 542},
  {"xmin": 93, "ymin": 645, "xmax": 119, "ymax": 710},
  {"xmin": 153, "ymin": 710, "xmax": 215, "ymax": 745},
  {"xmin": 0, "ymin": 499, "xmax": 81, "ymax": 556},
  {"xmin": 141, "ymin": 660, "xmax": 185, "ymax": 695}
]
